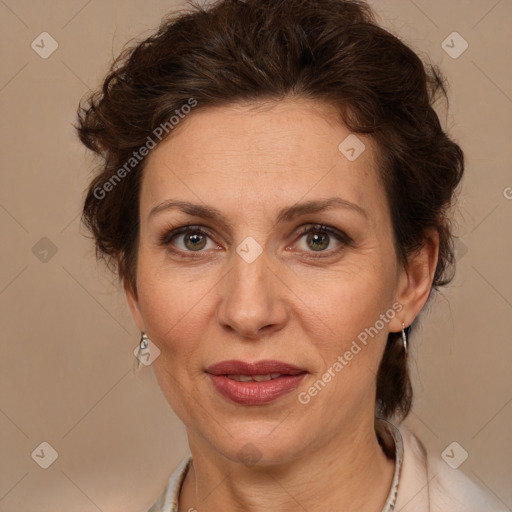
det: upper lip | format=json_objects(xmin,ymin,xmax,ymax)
[{"xmin": 205, "ymin": 360, "xmax": 307, "ymax": 376}]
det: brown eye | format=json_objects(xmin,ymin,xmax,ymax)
[
  {"xmin": 159, "ymin": 226, "xmax": 216, "ymax": 254},
  {"xmin": 183, "ymin": 232, "xmax": 207, "ymax": 251},
  {"xmin": 294, "ymin": 224, "xmax": 351, "ymax": 258},
  {"xmin": 305, "ymin": 231, "xmax": 330, "ymax": 251}
]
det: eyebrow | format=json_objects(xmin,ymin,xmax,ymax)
[{"xmin": 148, "ymin": 197, "xmax": 368, "ymax": 226}]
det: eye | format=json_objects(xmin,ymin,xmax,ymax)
[
  {"xmin": 159, "ymin": 225, "xmax": 218, "ymax": 255},
  {"xmin": 293, "ymin": 224, "xmax": 351, "ymax": 257}
]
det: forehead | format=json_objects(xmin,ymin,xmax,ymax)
[{"xmin": 140, "ymin": 98, "xmax": 386, "ymax": 223}]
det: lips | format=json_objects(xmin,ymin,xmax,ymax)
[{"xmin": 205, "ymin": 360, "xmax": 307, "ymax": 405}]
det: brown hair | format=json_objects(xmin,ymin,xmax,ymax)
[{"xmin": 77, "ymin": 0, "xmax": 464, "ymax": 422}]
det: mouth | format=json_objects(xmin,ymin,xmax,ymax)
[{"xmin": 205, "ymin": 360, "xmax": 308, "ymax": 405}]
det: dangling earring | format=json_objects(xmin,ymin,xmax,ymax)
[
  {"xmin": 401, "ymin": 322, "xmax": 408, "ymax": 355},
  {"xmin": 132, "ymin": 332, "xmax": 149, "ymax": 374}
]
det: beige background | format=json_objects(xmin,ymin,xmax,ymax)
[{"xmin": 0, "ymin": 0, "xmax": 511, "ymax": 510}]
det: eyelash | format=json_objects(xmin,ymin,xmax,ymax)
[{"xmin": 158, "ymin": 224, "xmax": 352, "ymax": 259}]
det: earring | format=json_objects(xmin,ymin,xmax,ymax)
[
  {"xmin": 132, "ymin": 332, "xmax": 149, "ymax": 374},
  {"xmin": 401, "ymin": 322, "xmax": 408, "ymax": 355}
]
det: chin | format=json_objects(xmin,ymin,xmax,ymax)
[{"xmin": 205, "ymin": 422, "xmax": 306, "ymax": 467}]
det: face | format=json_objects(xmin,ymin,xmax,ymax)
[{"xmin": 126, "ymin": 98, "xmax": 417, "ymax": 465}]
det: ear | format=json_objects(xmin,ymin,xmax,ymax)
[
  {"xmin": 123, "ymin": 275, "xmax": 146, "ymax": 333},
  {"xmin": 389, "ymin": 228, "xmax": 440, "ymax": 332}
]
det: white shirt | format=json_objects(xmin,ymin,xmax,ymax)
[{"xmin": 147, "ymin": 418, "xmax": 508, "ymax": 511}]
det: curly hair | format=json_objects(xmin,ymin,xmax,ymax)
[{"xmin": 76, "ymin": 0, "xmax": 464, "ymax": 422}]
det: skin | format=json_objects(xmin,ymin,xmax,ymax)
[{"xmin": 125, "ymin": 98, "xmax": 439, "ymax": 512}]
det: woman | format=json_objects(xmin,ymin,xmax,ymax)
[{"xmin": 76, "ymin": 0, "xmax": 507, "ymax": 510}]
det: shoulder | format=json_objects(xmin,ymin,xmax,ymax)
[
  {"xmin": 394, "ymin": 423, "xmax": 508, "ymax": 512},
  {"xmin": 147, "ymin": 456, "xmax": 192, "ymax": 512}
]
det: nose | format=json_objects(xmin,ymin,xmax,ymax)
[{"xmin": 215, "ymin": 247, "xmax": 289, "ymax": 339}]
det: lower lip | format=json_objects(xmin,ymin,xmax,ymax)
[{"xmin": 208, "ymin": 373, "xmax": 307, "ymax": 405}]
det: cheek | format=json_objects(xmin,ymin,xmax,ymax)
[
  {"xmin": 297, "ymin": 276, "xmax": 394, "ymax": 411},
  {"xmin": 291, "ymin": 263, "xmax": 394, "ymax": 345},
  {"xmin": 136, "ymin": 248, "xmax": 216, "ymax": 337}
]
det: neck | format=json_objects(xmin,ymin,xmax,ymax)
[{"xmin": 179, "ymin": 416, "xmax": 395, "ymax": 512}]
